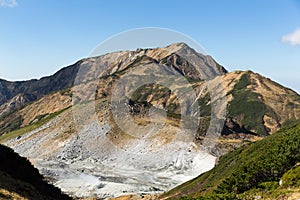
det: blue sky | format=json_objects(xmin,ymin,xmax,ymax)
[{"xmin": 0, "ymin": 0, "xmax": 300, "ymax": 93}]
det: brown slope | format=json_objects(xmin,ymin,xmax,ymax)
[
  {"xmin": 1, "ymin": 65, "xmax": 299, "ymax": 143},
  {"xmin": 0, "ymin": 43, "xmax": 226, "ymax": 118},
  {"xmin": 0, "ymin": 43, "xmax": 227, "ymax": 136}
]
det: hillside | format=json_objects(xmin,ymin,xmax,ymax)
[
  {"xmin": 216, "ymin": 70, "xmax": 300, "ymax": 136},
  {"xmin": 0, "ymin": 62, "xmax": 79, "ymax": 110},
  {"xmin": 0, "ymin": 43, "xmax": 225, "ymax": 120},
  {"xmin": 0, "ymin": 144, "xmax": 71, "ymax": 200},
  {"xmin": 0, "ymin": 43, "xmax": 229, "ymax": 136},
  {"xmin": 0, "ymin": 44, "xmax": 298, "ymax": 140},
  {"xmin": 161, "ymin": 121, "xmax": 300, "ymax": 199},
  {"xmin": 0, "ymin": 43, "xmax": 299, "ymax": 199}
]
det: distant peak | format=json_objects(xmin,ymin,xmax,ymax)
[
  {"xmin": 166, "ymin": 42, "xmax": 190, "ymax": 49},
  {"xmin": 160, "ymin": 42, "xmax": 197, "ymax": 55},
  {"xmin": 172, "ymin": 42, "xmax": 189, "ymax": 47}
]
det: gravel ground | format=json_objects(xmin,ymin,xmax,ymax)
[{"xmin": 4, "ymin": 108, "xmax": 216, "ymax": 199}]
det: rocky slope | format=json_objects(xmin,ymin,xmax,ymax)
[
  {"xmin": 0, "ymin": 61, "xmax": 80, "ymax": 118},
  {"xmin": 0, "ymin": 43, "xmax": 299, "ymax": 199},
  {"xmin": 0, "ymin": 43, "xmax": 228, "ymax": 135}
]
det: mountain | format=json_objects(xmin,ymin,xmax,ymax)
[
  {"xmin": 0, "ymin": 43, "xmax": 298, "ymax": 138},
  {"xmin": 161, "ymin": 121, "xmax": 300, "ymax": 199},
  {"xmin": 0, "ymin": 43, "xmax": 299, "ymax": 198},
  {"xmin": 0, "ymin": 144, "xmax": 71, "ymax": 200},
  {"xmin": 213, "ymin": 70, "xmax": 299, "ymax": 135},
  {"xmin": 0, "ymin": 43, "xmax": 226, "ymax": 119},
  {"xmin": 0, "ymin": 61, "xmax": 80, "ymax": 118}
]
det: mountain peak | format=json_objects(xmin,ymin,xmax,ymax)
[
  {"xmin": 163, "ymin": 42, "xmax": 196, "ymax": 53},
  {"xmin": 168, "ymin": 42, "xmax": 190, "ymax": 48}
]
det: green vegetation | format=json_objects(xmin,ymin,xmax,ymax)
[
  {"xmin": 163, "ymin": 121, "xmax": 300, "ymax": 199},
  {"xmin": 166, "ymin": 102, "xmax": 181, "ymax": 119},
  {"xmin": 281, "ymin": 165, "xmax": 300, "ymax": 188},
  {"xmin": 129, "ymin": 83, "xmax": 186, "ymax": 119},
  {"xmin": 0, "ymin": 107, "xmax": 70, "ymax": 143},
  {"xmin": 234, "ymin": 72, "xmax": 251, "ymax": 90},
  {"xmin": 197, "ymin": 94, "xmax": 211, "ymax": 117},
  {"xmin": 59, "ymin": 87, "xmax": 72, "ymax": 97},
  {"xmin": 130, "ymin": 84, "xmax": 171, "ymax": 103},
  {"xmin": 228, "ymin": 72, "xmax": 277, "ymax": 135},
  {"xmin": 0, "ymin": 115, "xmax": 23, "ymax": 135},
  {"xmin": 32, "ymin": 114, "xmax": 48, "ymax": 122},
  {"xmin": 129, "ymin": 82, "xmax": 213, "ymax": 120}
]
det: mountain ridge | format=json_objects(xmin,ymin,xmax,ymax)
[
  {"xmin": 0, "ymin": 43, "xmax": 299, "ymax": 140},
  {"xmin": 0, "ymin": 43, "xmax": 227, "ymax": 119}
]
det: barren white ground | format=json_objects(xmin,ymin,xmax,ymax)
[{"xmin": 5, "ymin": 111, "xmax": 216, "ymax": 199}]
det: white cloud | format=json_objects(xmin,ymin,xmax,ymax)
[
  {"xmin": 0, "ymin": 0, "xmax": 17, "ymax": 8},
  {"xmin": 281, "ymin": 28, "xmax": 300, "ymax": 46}
]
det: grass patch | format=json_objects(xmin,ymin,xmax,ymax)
[
  {"xmin": 197, "ymin": 94, "xmax": 211, "ymax": 117},
  {"xmin": 281, "ymin": 165, "xmax": 300, "ymax": 188},
  {"xmin": 0, "ymin": 115, "xmax": 23, "ymax": 135},
  {"xmin": 130, "ymin": 84, "xmax": 171, "ymax": 103}
]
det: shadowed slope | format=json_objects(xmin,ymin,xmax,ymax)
[{"xmin": 0, "ymin": 144, "xmax": 72, "ymax": 200}]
